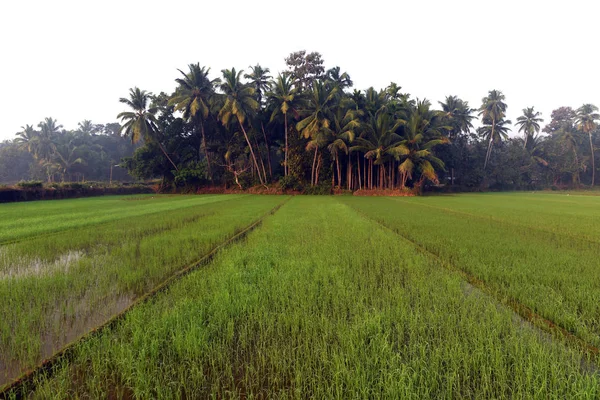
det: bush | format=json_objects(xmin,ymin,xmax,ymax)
[
  {"xmin": 17, "ymin": 180, "xmax": 43, "ymax": 189},
  {"xmin": 303, "ymin": 183, "xmax": 332, "ymax": 195},
  {"xmin": 278, "ymin": 175, "xmax": 303, "ymax": 192}
]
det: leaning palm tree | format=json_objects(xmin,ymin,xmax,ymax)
[
  {"xmin": 170, "ymin": 63, "xmax": 220, "ymax": 178},
  {"xmin": 478, "ymin": 118, "xmax": 512, "ymax": 166},
  {"xmin": 575, "ymin": 104, "xmax": 599, "ymax": 186},
  {"xmin": 296, "ymin": 81, "xmax": 338, "ymax": 186},
  {"xmin": 515, "ymin": 107, "xmax": 543, "ymax": 149},
  {"xmin": 267, "ymin": 73, "xmax": 300, "ymax": 176},
  {"xmin": 479, "ymin": 90, "xmax": 508, "ymax": 169},
  {"xmin": 117, "ymin": 87, "xmax": 178, "ymax": 171},
  {"xmin": 218, "ymin": 68, "xmax": 263, "ymax": 184}
]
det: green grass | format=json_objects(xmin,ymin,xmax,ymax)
[
  {"xmin": 0, "ymin": 194, "xmax": 286, "ymax": 386},
  {"xmin": 7, "ymin": 196, "xmax": 599, "ymax": 399},
  {"xmin": 0, "ymin": 194, "xmax": 243, "ymax": 243},
  {"xmin": 3, "ymin": 193, "xmax": 600, "ymax": 398},
  {"xmin": 340, "ymin": 194, "xmax": 600, "ymax": 348}
]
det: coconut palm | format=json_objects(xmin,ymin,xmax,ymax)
[
  {"xmin": 391, "ymin": 100, "xmax": 448, "ymax": 189},
  {"xmin": 328, "ymin": 98, "xmax": 361, "ymax": 188},
  {"xmin": 53, "ymin": 133, "xmax": 84, "ymax": 181},
  {"xmin": 267, "ymin": 73, "xmax": 300, "ymax": 176},
  {"xmin": 296, "ymin": 81, "xmax": 338, "ymax": 186},
  {"xmin": 575, "ymin": 104, "xmax": 599, "ymax": 186},
  {"xmin": 77, "ymin": 120, "xmax": 97, "ymax": 136},
  {"xmin": 326, "ymin": 66, "xmax": 353, "ymax": 92},
  {"xmin": 515, "ymin": 107, "xmax": 543, "ymax": 149},
  {"xmin": 479, "ymin": 90, "xmax": 508, "ymax": 169},
  {"xmin": 218, "ymin": 68, "xmax": 263, "ymax": 184},
  {"xmin": 117, "ymin": 87, "xmax": 178, "ymax": 171},
  {"xmin": 439, "ymin": 96, "xmax": 475, "ymax": 139},
  {"xmin": 170, "ymin": 63, "xmax": 220, "ymax": 178},
  {"xmin": 351, "ymin": 107, "xmax": 404, "ymax": 189},
  {"xmin": 15, "ymin": 125, "xmax": 40, "ymax": 157},
  {"xmin": 36, "ymin": 117, "xmax": 63, "ymax": 161},
  {"xmin": 244, "ymin": 64, "xmax": 272, "ymax": 107},
  {"xmin": 478, "ymin": 118, "xmax": 512, "ymax": 166}
]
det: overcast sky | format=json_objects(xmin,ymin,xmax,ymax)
[{"xmin": 1, "ymin": 0, "xmax": 598, "ymax": 141}]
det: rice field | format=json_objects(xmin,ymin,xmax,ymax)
[{"xmin": 1, "ymin": 192, "xmax": 600, "ymax": 398}]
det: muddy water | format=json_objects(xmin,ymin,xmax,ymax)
[
  {"xmin": 0, "ymin": 291, "xmax": 134, "ymax": 389},
  {"xmin": 0, "ymin": 250, "xmax": 84, "ymax": 280}
]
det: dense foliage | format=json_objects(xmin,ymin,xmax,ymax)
[{"xmin": 3, "ymin": 51, "xmax": 598, "ymax": 191}]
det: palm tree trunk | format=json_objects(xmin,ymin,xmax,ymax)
[
  {"xmin": 357, "ymin": 153, "xmax": 362, "ymax": 190},
  {"xmin": 199, "ymin": 120, "xmax": 211, "ymax": 179},
  {"xmin": 347, "ymin": 156, "xmax": 351, "ymax": 191},
  {"xmin": 158, "ymin": 142, "xmax": 179, "ymax": 172},
  {"xmin": 336, "ymin": 157, "xmax": 341, "ymax": 188},
  {"xmin": 239, "ymin": 122, "xmax": 263, "ymax": 184},
  {"xmin": 311, "ymin": 146, "xmax": 318, "ymax": 186},
  {"xmin": 284, "ymin": 114, "xmax": 289, "ymax": 177},
  {"xmin": 315, "ymin": 152, "xmax": 322, "ymax": 185},
  {"xmin": 261, "ymin": 122, "xmax": 273, "ymax": 178},
  {"xmin": 484, "ymin": 119, "xmax": 495, "ymax": 170},
  {"xmin": 589, "ymin": 132, "xmax": 595, "ymax": 186}
]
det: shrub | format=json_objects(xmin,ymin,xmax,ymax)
[
  {"xmin": 17, "ymin": 180, "xmax": 43, "ymax": 189},
  {"xmin": 278, "ymin": 175, "xmax": 303, "ymax": 192},
  {"xmin": 303, "ymin": 183, "xmax": 332, "ymax": 195}
]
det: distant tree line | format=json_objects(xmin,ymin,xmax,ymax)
[
  {"xmin": 2, "ymin": 50, "xmax": 598, "ymax": 191},
  {"xmin": 0, "ymin": 119, "xmax": 134, "ymax": 184}
]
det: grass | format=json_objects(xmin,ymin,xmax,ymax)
[
  {"xmin": 340, "ymin": 194, "xmax": 600, "ymax": 348},
  {"xmin": 2, "ymin": 193, "xmax": 600, "ymax": 398},
  {"xmin": 0, "ymin": 194, "xmax": 286, "ymax": 387},
  {"xmin": 2, "ymin": 196, "xmax": 597, "ymax": 399}
]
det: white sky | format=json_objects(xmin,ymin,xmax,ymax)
[{"xmin": 1, "ymin": 0, "xmax": 598, "ymax": 141}]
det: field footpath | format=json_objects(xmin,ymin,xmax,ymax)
[
  {"xmin": 341, "ymin": 199, "xmax": 600, "ymax": 367},
  {"xmin": 0, "ymin": 196, "xmax": 291, "ymax": 398}
]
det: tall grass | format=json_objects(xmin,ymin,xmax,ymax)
[
  {"xmin": 341, "ymin": 195, "xmax": 600, "ymax": 349},
  {"xmin": 18, "ymin": 197, "xmax": 600, "ymax": 398},
  {"xmin": 0, "ymin": 195, "xmax": 285, "ymax": 387}
]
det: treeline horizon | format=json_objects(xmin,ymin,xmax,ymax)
[{"xmin": 1, "ymin": 50, "xmax": 598, "ymax": 192}]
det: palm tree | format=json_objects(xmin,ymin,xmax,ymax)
[
  {"xmin": 479, "ymin": 90, "xmax": 508, "ymax": 169},
  {"xmin": 77, "ymin": 120, "xmax": 96, "ymax": 136},
  {"xmin": 439, "ymin": 96, "xmax": 475, "ymax": 139},
  {"xmin": 328, "ymin": 98, "xmax": 361, "ymax": 188},
  {"xmin": 36, "ymin": 117, "xmax": 63, "ymax": 162},
  {"xmin": 244, "ymin": 64, "xmax": 272, "ymax": 106},
  {"xmin": 117, "ymin": 87, "xmax": 178, "ymax": 171},
  {"xmin": 218, "ymin": 68, "xmax": 263, "ymax": 184},
  {"xmin": 245, "ymin": 64, "xmax": 273, "ymax": 178},
  {"xmin": 267, "ymin": 73, "xmax": 300, "ymax": 176},
  {"xmin": 15, "ymin": 125, "xmax": 40, "ymax": 157},
  {"xmin": 326, "ymin": 66, "xmax": 353, "ymax": 92},
  {"xmin": 351, "ymin": 107, "xmax": 403, "ymax": 189},
  {"xmin": 515, "ymin": 107, "xmax": 543, "ymax": 149},
  {"xmin": 297, "ymin": 81, "xmax": 338, "ymax": 186},
  {"xmin": 478, "ymin": 119, "xmax": 512, "ymax": 166},
  {"xmin": 575, "ymin": 104, "xmax": 599, "ymax": 186},
  {"xmin": 53, "ymin": 133, "xmax": 84, "ymax": 181},
  {"xmin": 391, "ymin": 100, "xmax": 448, "ymax": 189},
  {"xmin": 170, "ymin": 63, "xmax": 220, "ymax": 178}
]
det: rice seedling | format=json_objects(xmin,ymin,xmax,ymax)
[
  {"xmin": 10, "ymin": 196, "xmax": 599, "ymax": 399},
  {"xmin": 0, "ymin": 194, "xmax": 286, "ymax": 387}
]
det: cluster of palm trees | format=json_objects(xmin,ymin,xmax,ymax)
[
  {"xmin": 117, "ymin": 62, "xmax": 462, "ymax": 190},
  {"xmin": 12, "ymin": 119, "xmax": 130, "ymax": 182},
  {"xmin": 8, "ymin": 53, "xmax": 598, "ymax": 190}
]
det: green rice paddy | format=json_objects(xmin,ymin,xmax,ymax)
[{"xmin": 2, "ymin": 193, "xmax": 600, "ymax": 398}]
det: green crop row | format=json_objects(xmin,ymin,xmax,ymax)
[
  {"xmin": 340, "ymin": 195, "xmax": 600, "ymax": 349},
  {"xmin": 13, "ymin": 197, "xmax": 599, "ymax": 399},
  {"xmin": 0, "ymin": 195, "xmax": 285, "ymax": 388}
]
